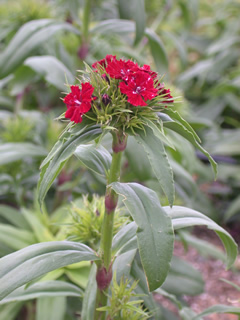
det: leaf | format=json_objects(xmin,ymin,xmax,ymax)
[
  {"xmin": 112, "ymin": 249, "xmax": 137, "ymax": 283},
  {"xmin": 0, "ymin": 225, "xmax": 36, "ymax": 251},
  {"xmin": 90, "ymin": 19, "xmax": 135, "ymax": 35},
  {"xmin": 38, "ymin": 125, "xmax": 102, "ymax": 209},
  {"xmin": 130, "ymin": 260, "xmax": 163, "ymax": 318},
  {"xmin": 74, "ymin": 143, "xmax": 111, "ymax": 177},
  {"xmin": 111, "ymin": 182, "xmax": 174, "ymax": 291},
  {"xmin": 163, "ymin": 206, "xmax": 238, "ymax": 268},
  {"xmin": 0, "ymin": 241, "xmax": 99, "ymax": 300},
  {"xmin": 161, "ymin": 114, "xmax": 218, "ymax": 178},
  {"xmin": 81, "ymin": 264, "xmax": 97, "ymax": 320},
  {"xmin": 145, "ymin": 28, "xmax": 168, "ymax": 74},
  {"xmin": 0, "ymin": 19, "xmax": 80, "ymax": 78},
  {"xmin": 21, "ymin": 208, "xmax": 55, "ymax": 242},
  {"xmin": 134, "ymin": 0, "xmax": 146, "ymax": 45},
  {"xmin": 135, "ymin": 126, "xmax": 175, "ymax": 206},
  {"xmin": 179, "ymin": 232, "xmax": 227, "ymax": 263},
  {"xmin": 112, "ymin": 221, "xmax": 137, "ymax": 255},
  {"xmin": 36, "ymin": 296, "xmax": 66, "ymax": 320},
  {"xmin": 0, "ymin": 205, "xmax": 30, "ymax": 230},
  {"xmin": 0, "ymin": 281, "xmax": 82, "ymax": 304},
  {"xmin": 65, "ymin": 267, "xmax": 90, "ymax": 289},
  {"xmin": 117, "ymin": 0, "xmax": 145, "ymax": 45},
  {"xmin": 0, "ymin": 143, "xmax": 47, "ymax": 165},
  {"xmin": 161, "ymin": 256, "xmax": 204, "ymax": 296},
  {"xmin": 193, "ymin": 305, "xmax": 240, "ymax": 319},
  {"xmin": 24, "ymin": 56, "xmax": 75, "ymax": 90},
  {"xmin": 0, "ymin": 302, "xmax": 24, "ymax": 320}
]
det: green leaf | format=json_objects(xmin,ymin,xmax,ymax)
[
  {"xmin": 112, "ymin": 221, "xmax": 137, "ymax": 255},
  {"xmin": 161, "ymin": 114, "xmax": 218, "ymax": 178},
  {"xmin": 117, "ymin": 0, "xmax": 146, "ymax": 45},
  {"xmin": 135, "ymin": 126, "xmax": 175, "ymax": 206},
  {"xmin": 112, "ymin": 249, "xmax": 137, "ymax": 283},
  {"xmin": 0, "ymin": 225, "xmax": 36, "ymax": 250},
  {"xmin": 111, "ymin": 182, "xmax": 174, "ymax": 291},
  {"xmin": 145, "ymin": 28, "xmax": 168, "ymax": 74},
  {"xmin": 0, "ymin": 302, "xmax": 24, "ymax": 320},
  {"xmin": 161, "ymin": 256, "xmax": 204, "ymax": 296},
  {"xmin": 90, "ymin": 19, "xmax": 135, "ymax": 35},
  {"xmin": 38, "ymin": 125, "xmax": 102, "ymax": 209},
  {"xmin": 24, "ymin": 56, "xmax": 75, "ymax": 90},
  {"xmin": 74, "ymin": 143, "xmax": 111, "ymax": 177},
  {"xmin": 36, "ymin": 296, "xmax": 66, "ymax": 320},
  {"xmin": 65, "ymin": 267, "xmax": 90, "ymax": 289},
  {"xmin": 130, "ymin": 260, "xmax": 163, "ymax": 318},
  {"xmin": 0, "ymin": 281, "xmax": 82, "ymax": 304},
  {"xmin": 134, "ymin": 0, "xmax": 146, "ymax": 45},
  {"xmin": 0, "ymin": 143, "xmax": 47, "ymax": 165},
  {"xmin": 0, "ymin": 19, "xmax": 80, "ymax": 78},
  {"xmin": 0, "ymin": 241, "xmax": 99, "ymax": 300},
  {"xmin": 194, "ymin": 305, "xmax": 240, "ymax": 319},
  {"xmin": 21, "ymin": 208, "xmax": 54, "ymax": 242},
  {"xmin": 0, "ymin": 205, "xmax": 30, "ymax": 230},
  {"xmin": 163, "ymin": 206, "xmax": 238, "ymax": 268},
  {"xmin": 81, "ymin": 264, "xmax": 97, "ymax": 320},
  {"xmin": 179, "ymin": 232, "xmax": 227, "ymax": 263}
]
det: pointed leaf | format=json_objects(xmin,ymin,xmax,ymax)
[
  {"xmin": 145, "ymin": 29, "xmax": 168, "ymax": 74},
  {"xmin": 163, "ymin": 206, "xmax": 238, "ymax": 268},
  {"xmin": 0, "ymin": 281, "xmax": 82, "ymax": 304},
  {"xmin": 0, "ymin": 143, "xmax": 47, "ymax": 165},
  {"xmin": 24, "ymin": 56, "xmax": 75, "ymax": 91},
  {"xmin": 81, "ymin": 264, "xmax": 97, "ymax": 320},
  {"xmin": 38, "ymin": 125, "xmax": 102, "ymax": 209},
  {"xmin": 135, "ymin": 126, "xmax": 175, "ymax": 206},
  {"xmin": 74, "ymin": 143, "xmax": 111, "ymax": 177},
  {"xmin": 0, "ymin": 19, "xmax": 80, "ymax": 78},
  {"xmin": 161, "ymin": 114, "xmax": 217, "ymax": 178},
  {"xmin": 194, "ymin": 305, "xmax": 240, "ymax": 319},
  {"xmin": 0, "ymin": 241, "xmax": 99, "ymax": 300},
  {"xmin": 111, "ymin": 182, "xmax": 174, "ymax": 291}
]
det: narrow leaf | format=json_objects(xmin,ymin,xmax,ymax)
[
  {"xmin": 0, "ymin": 281, "xmax": 82, "ymax": 304},
  {"xmin": 74, "ymin": 143, "xmax": 111, "ymax": 177},
  {"xmin": 38, "ymin": 125, "xmax": 102, "ymax": 209},
  {"xmin": 194, "ymin": 305, "xmax": 240, "ymax": 319},
  {"xmin": 111, "ymin": 182, "xmax": 174, "ymax": 291},
  {"xmin": 135, "ymin": 126, "xmax": 175, "ymax": 206},
  {"xmin": 0, "ymin": 241, "xmax": 99, "ymax": 300},
  {"xmin": 163, "ymin": 206, "xmax": 238, "ymax": 268}
]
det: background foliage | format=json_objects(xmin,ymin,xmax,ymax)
[{"xmin": 0, "ymin": 0, "xmax": 239, "ymax": 319}]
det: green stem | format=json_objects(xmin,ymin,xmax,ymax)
[{"xmin": 94, "ymin": 131, "xmax": 127, "ymax": 320}]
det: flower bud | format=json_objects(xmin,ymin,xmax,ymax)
[
  {"xmin": 102, "ymin": 93, "xmax": 111, "ymax": 106},
  {"xmin": 96, "ymin": 267, "xmax": 112, "ymax": 291}
]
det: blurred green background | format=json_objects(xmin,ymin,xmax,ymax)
[{"xmin": 0, "ymin": 0, "xmax": 239, "ymax": 318}]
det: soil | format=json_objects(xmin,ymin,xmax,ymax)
[{"xmin": 155, "ymin": 226, "xmax": 240, "ymax": 320}]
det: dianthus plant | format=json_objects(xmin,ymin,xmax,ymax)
[{"xmin": 0, "ymin": 56, "xmax": 237, "ymax": 319}]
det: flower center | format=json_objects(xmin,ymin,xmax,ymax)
[
  {"xmin": 135, "ymin": 86, "xmax": 142, "ymax": 94},
  {"xmin": 75, "ymin": 99, "xmax": 81, "ymax": 106}
]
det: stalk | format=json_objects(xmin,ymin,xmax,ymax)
[{"xmin": 94, "ymin": 131, "xmax": 127, "ymax": 320}]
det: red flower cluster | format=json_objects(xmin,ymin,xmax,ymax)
[{"xmin": 63, "ymin": 55, "xmax": 173, "ymax": 123}]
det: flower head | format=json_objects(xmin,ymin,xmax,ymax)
[
  {"xmin": 92, "ymin": 54, "xmax": 116, "ymax": 70},
  {"xmin": 119, "ymin": 71, "xmax": 158, "ymax": 106},
  {"xmin": 63, "ymin": 83, "xmax": 94, "ymax": 123},
  {"xmin": 106, "ymin": 58, "xmax": 138, "ymax": 81}
]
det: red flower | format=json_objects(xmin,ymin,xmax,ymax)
[
  {"xmin": 92, "ymin": 54, "xmax": 116, "ymax": 70},
  {"xmin": 158, "ymin": 83, "xmax": 174, "ymax": 103},
  {"xmin": 106, "ymin": 59, "xmax": 138, "ymax": 81},
  {"xmin": 120, "ymin": 72, "xmax": 158, "ymax": 106},
  {"xmin": 138, "ymin": 64, "xmax": 158, "ymax": 79},
  {"xmin": 63, "ymin": 83, "xmax": 95, "ymax": 123}
]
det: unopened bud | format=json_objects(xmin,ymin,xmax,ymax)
[
  {"xmin": 102, "ymin": 93, "xmax": 111, "ymax": 106},
  {"xmin": 96, "ymin": 267, "xmax": 112, "ymax": 291}
]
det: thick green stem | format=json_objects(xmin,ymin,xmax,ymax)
[
  {"xmin": 82, "ymin": 0, "xmax": 91, "ymax": 41},
  {"xmin": 94, "ymin": 131, "xmax": 127, "ymax": 320}
]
